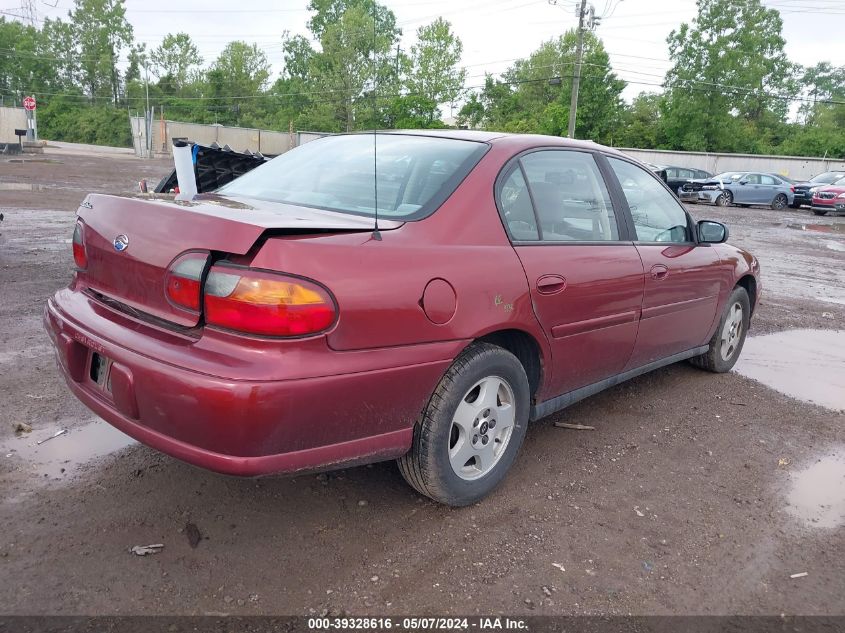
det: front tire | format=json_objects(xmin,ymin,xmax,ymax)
[
  {"xmin": 689, "ymin": 286, "xmax": 750, "ymax": 373},
  {"xmin": 397, "ymin": 343, "xmax": 530, "ymax": 506},
  {"xmin": 715, "ymin": 191, "xmax": 733, "ymax": 207}
]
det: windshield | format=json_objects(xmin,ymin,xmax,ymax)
[
  {"xmin": 713, "ymin": 172, "xmax": 746, "ymax": 181},
  {"xmin": 810, "ymin": 172, "xmax": 845, "ymax": 184},
  {"xmin": 219, "ymin": 134, "xmax": 488, "ymax": 219}
]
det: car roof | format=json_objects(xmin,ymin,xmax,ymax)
[
  {"xmin": 381, "ymin": 129, "xmax": 626, "ymax": 155},
  {"xmin": 383, "ymin": 129, "xmax": 508, "ymax": 142}
]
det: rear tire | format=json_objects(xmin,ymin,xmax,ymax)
[
  {"xmin": 789, "ymin": 201, "xmax": 802, "ymax": 209},
  {"xmin": 771, "ymin": 194, "xmax": 788, "ymax": 210},
  {"xmin": 397, "ymin": 343, "xmax": 530, "ymax": 506},
  {"xmin": 689, "ymin": 286, "xmax": 750, "ymax": 373},
  {"xmin": 813, "ymin": 209, "xmax": 828, "ymax": 216}
]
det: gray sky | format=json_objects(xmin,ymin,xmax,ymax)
[{"xmin": 28, "ymin": 0, "xmax": 845, "ymax": 103}]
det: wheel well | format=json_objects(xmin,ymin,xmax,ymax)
[
  {"xmin": 477, "ymin": 329, "xmax": 543, "ymax": 399},
  {"xmin": 737, "ymin": 275, "xmax": 757, "ymax": 313}
]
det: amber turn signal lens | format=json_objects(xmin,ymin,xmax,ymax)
[{"xmin": 204, "ymin": 267, "xmax": 336, "ymax": 337}]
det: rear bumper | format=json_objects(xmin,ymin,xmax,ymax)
[{"xmin": 44, "ymin": 290, "xmax": 458, "ymax": 476}]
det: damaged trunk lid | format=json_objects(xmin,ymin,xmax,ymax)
[{"xmin": 75, "ymin": 192, "xmax": 401, "ymax": 327}]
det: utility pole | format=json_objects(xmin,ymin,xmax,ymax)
[
  {"xmin": 143, "ymin": 61, "xmax": 151, "ymax": 158},
  {"xmin": 567, "ymin": 0, "xmax": 589, "ymax": 138},
  {"xmin": 21, "ymin": 0, "xmax": 37, "ymax": 26}
]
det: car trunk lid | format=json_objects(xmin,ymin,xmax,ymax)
[{"xmin": 76, "ymin": 192, "xmax": 401, "ymax": 327}]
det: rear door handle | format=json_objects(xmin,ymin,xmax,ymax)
[
  {"xmin": 536, "ymin": 274, "xmax": 567, "ymax": 295},
  {"xmin": 650, "ymin": 264, "xmax": 669, "ymax": 280}
]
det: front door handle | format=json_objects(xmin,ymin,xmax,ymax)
[
  {"xmin": 650, "ymin": 264, "xmax": 669, "ymax": 280},
  {"xmin": 536, "ymin": 274, "xmax": 567, "ymax": 295}
]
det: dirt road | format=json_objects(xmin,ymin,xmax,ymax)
[{"xmin": 1, "ymin": 149, "xmax": 843, "ymax": 617}]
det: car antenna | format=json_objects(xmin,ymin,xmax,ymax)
[{"xmin": 371, "ymin": 3, "xmax": 382, "ymax": 241}]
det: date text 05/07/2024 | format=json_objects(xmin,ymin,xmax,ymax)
[{"xmin": 307, "ymin": 616, "xmax": 528, "ymax": 630}]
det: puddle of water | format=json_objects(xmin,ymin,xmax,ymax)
[
  {"xmin": 3, "ymin": 419, "xmax": 137, "ymax": 481},
  {"xmin": 0, "ymin": 182, "xmax": 47, "ymax": 191},
  {"xmin": 787, "ymin": 450, "xmax": 845, "ymax": 529},
  {"xmin": 733, "ymin": 329, "xmax": 845, "ymax": 410},
  {"xmin": 787, "ymin": 222, "xmax": 845, "ymax": 235},
  {"xmin": 6, "ymin": 159, "xmax": 63, "ymax": 164}
]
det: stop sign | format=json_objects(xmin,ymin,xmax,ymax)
[{"xmin": 23, "ymin": 96, "xmax": 36, "ymax": 111}]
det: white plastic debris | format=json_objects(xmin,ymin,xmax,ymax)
[
  {"xmin": 36, "ymin": 429, "xmax": 67, "ymax": 445},
  {"xmin": 790, "ymin": 572, "xmax": 808, "ymax": 579},
  {"xmin": 130, "ymin": 544, "xmax": 164, "ymax": 556}
]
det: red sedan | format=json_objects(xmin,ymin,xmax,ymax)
[
  {"xmin": 811, "ymin": 180, "xmax": 845, "ymax": 216},
  {"xmin": 45, "ymin": 131, "xmax": 760, "ymax": 505}
]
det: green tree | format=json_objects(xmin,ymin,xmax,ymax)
[
  {"xmin": 662, "ymin": 0, "xmax": 794, "ymax": 152},
  {"xmin": 38, "ymin": 18, "xmax": 78, "ymax": 92},
  {"xmin": 151, "ymin": 33, "xmax": 203, "ymax": 92},
  {"xmin": 0, "ymin": 18, "xmax": 40, "ymax": 100},
  {"xmin": 468, "ymin": 32, "xmax": 624, "ymax": 142},
  {"xmin": 125, "ymin": 43, "xmax": 147, "ymax": 84},
  {"xmin": 304, "ymin": 1, "xmax": 401, "ymax": 131},
  {"xmin": 405, "ymin": 18, "xmax": 465, "ymax": 124},
  {"xmin": 68, "ymin": 0, "xmax": 133, "ymax": 104},
  {"xmin": 456, "ymin": 92, "xmax": 484, "ymax": 129},
  {"xmin": 206, "ymin": 41, "xmax": 271, "ymax": 126},
  {"xmin": 616, "ymin": 92, "xmax": 666, "ymax": 148}
]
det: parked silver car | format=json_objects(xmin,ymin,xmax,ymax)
[{"xmin": 683, "ymin": 172, "xmax": 795, "ymax": 209}]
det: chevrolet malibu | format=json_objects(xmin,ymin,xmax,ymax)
[{"xmin": 45, "ymin": 131, "xmax": 760, "ymax": 506}]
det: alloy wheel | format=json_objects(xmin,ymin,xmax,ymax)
[
  {"xmin": 448, "ymin": 376, "xmax": 516, "ymax": 480},
  {"xmin": 719, "ymin": 301, "xmax": 744, "ymax": 361}
]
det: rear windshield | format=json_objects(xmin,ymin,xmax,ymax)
[
  {"xmin": 713, "ymin": 172, "xmax": 745, "ymax": 181},
  {"xmin": 218, "ymin": 134, "xmax": 488, "ymax": 220},
  {"xmin": 810, "ymin": 172, "xmax": 845, "ymax": 184}
]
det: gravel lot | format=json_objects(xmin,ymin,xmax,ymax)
[{"xmin": 1, "ymin": 146, "xmax": 843, "ymax": 617}]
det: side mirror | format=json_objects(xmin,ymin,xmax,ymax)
[
  {"xmin": 739, "ymin": 180, "xmax": 748, "ymax": 185},
  {"xmin": 698, "ymin": 220, "xmax": 729, "ymax": 244}
]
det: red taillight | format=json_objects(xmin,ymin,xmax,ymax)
[
  {"xmin": 204, "ymin": 266, "xmax": 336, "ymax": 337},
  {"xmin": 72, "ymin": 219, "xmax": 87, "ymax": 270},
  {"xmin": 165, "ymin": 252, "xmax": 209, "ymax": 312}
]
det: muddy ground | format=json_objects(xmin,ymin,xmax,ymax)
[{"xmin": 0, "ymin": 147, "xmax": 843, "ymax": 617}]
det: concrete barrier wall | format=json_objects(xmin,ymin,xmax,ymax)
[
  {"xmin": 296, "ymin": 131, "xmax": 332, "ymax": 146},
  {"xmin": 130, "ymin": 117, "xmax": 294, "ymax": 157},
  {"xmin": 619, "ymin": 148, "xmax": 845, "ymax": 181},
  {"xmin": 126, "ymin": 120, "xmax": 844, "ymax": 180},
  {"xmin": 0, "ymin": 106, "xmax": 27, "ymax": 142}
]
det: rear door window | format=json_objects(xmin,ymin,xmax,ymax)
[{"xmin": 519, "ymin": 151, "xmax": 619, "ymax": 242}]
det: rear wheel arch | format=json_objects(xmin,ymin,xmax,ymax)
[{"xmin": 473, "ymin": 329, "xmax": 544, "ymax": 401}]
